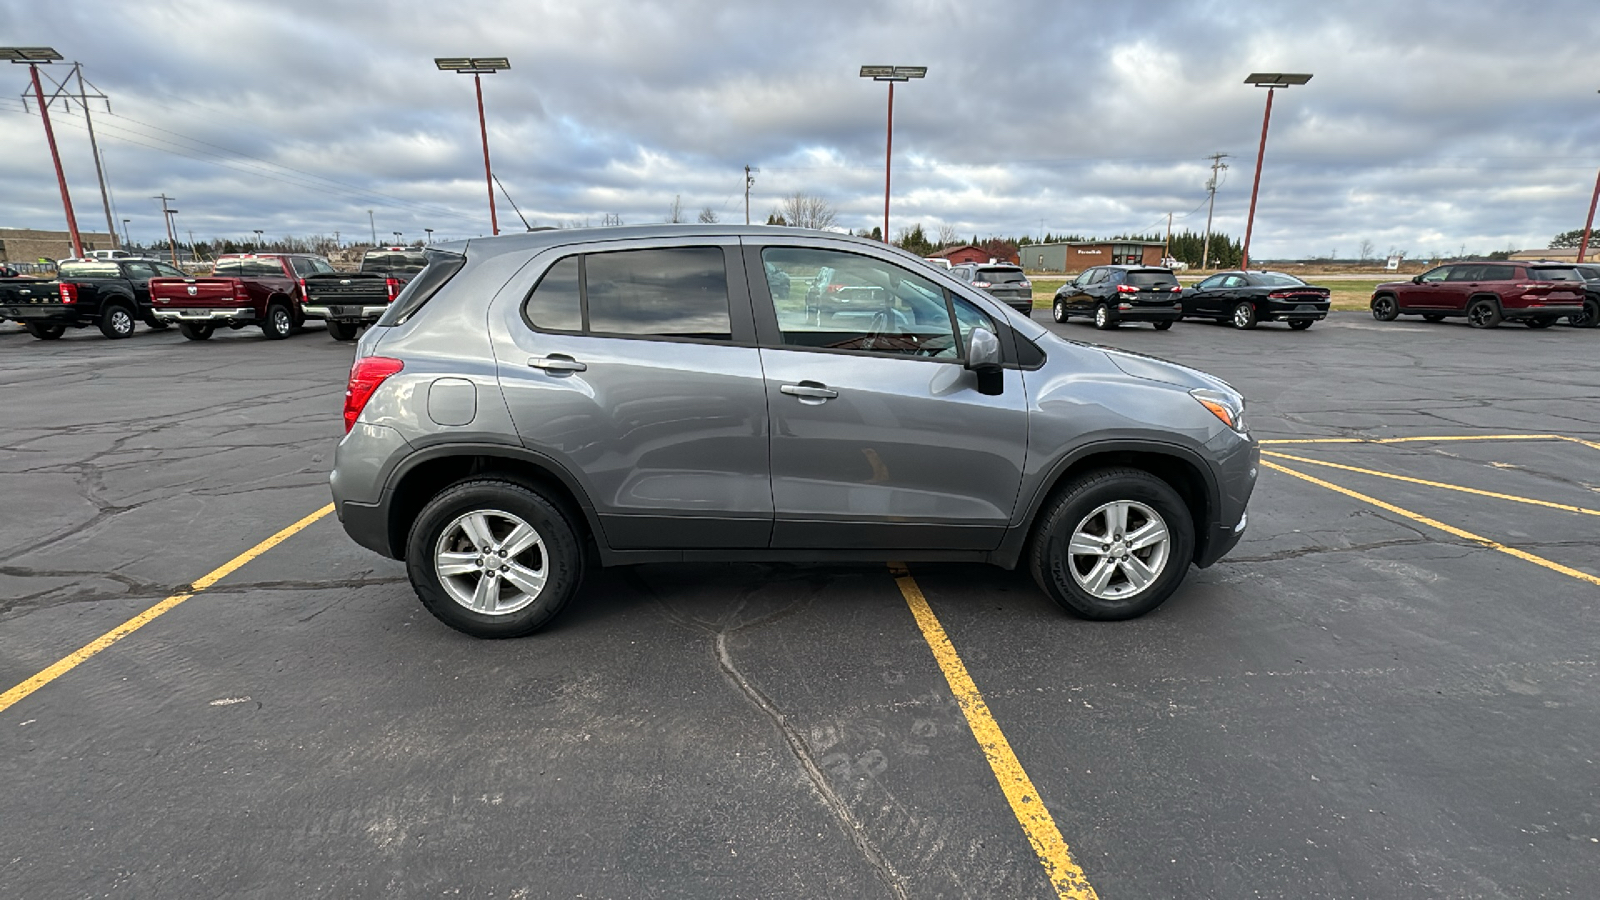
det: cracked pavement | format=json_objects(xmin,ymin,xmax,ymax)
[{"xmin": 2, "ymin": 313, "xmax": 1599, "ymax": 898}]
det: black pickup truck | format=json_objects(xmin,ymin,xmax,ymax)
[
  {"xmin": 0, "ymin": 258, "xmax": 188, "ymax": 340},
  {"xmin": 302, "ymin": 247, "xmax": 428, "ymax": 341}
]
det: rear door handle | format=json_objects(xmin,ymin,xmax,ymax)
[
  {"xmin": 528, "ymin": 355, "xmax": 587, "ymax": 373},
  {"xmin": 780, "ymin": 382, "xmax": 838, "ymax": 400}
]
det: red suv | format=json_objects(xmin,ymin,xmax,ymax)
[{"xmin": 1370, "ymin": 262, "xmax": 1588, "ymax": 328}]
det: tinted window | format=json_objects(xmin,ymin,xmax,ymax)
[
  {"xmin": 975, "ymin": 267, "xmax": 1026, "ymax": 284},
  {"xmin": 123, "ymin": 262, "xmax": 157, "ymax": 280},
  {"xmin": 526, "ymin": 257, "xmax": 582, "ymax": 331},
  {"xmin": 289, "ymin": 258, "xmax": 316, "ymax": 277},
  {"xmin": 362, "ymin": 252, "xmax": 429, "ymax": 274},
  {"xmin": 762, "ymin": 247, "xmax": 962, "ymax": 359},
  {"xmin": 1128, "ymin": 271, "xmax": 1178, "ymax": 288},
  {"xmin": 1221, "ymin": 275, "xmax": 1248, "ymax": 288},
  {"xmin": 1479, "ymin": 265, "xmax": 1516, "ymax": 281},
  {"xmin": 375, "ymin": 249, "xmax": 466, "ymax": 326},
  {"xmin": 584, "ymin": 248, "xmax": 731, "ymax": 340},
  {"xmin": 1445, "ymin": 266, "xmax": 1481, "ymax": 282},
  {"xmin": 214, "ymin": 257, "xmax": 286, "ymax": 277},
  {"xmin": 1195, "ymin": 275, "xmax": 1225, "ymax": 289},
  {"xmin": 154, "ymin": 263, "xmax": 185, "ymax": 278},
  {"xmin": 58, "ymin": 262, "xmax": 122, "ymax": 278},
  {"xmin": 1529, "ymin": 266, "xmax": 1582, "ymax": 282},
  {"xmin": 1255, "ymin": 272, "xmax": 1306, "ymax": 286},
  {"xmin": 1420, "ymin": 267, "xmax": 1450, "ymax": 283}
]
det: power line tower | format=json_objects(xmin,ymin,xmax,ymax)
[
  {"xmin": 744, "ymin": 165, "xmax": 758, "ymax": 225},
  {"xmin": 1201, "ymin": 152, "xmax": 1229, "ymax": 269}
]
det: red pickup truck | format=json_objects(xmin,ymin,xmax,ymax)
[{"xmin": 148, "ymin": 253, "xmax": 338, "ymax": 340}]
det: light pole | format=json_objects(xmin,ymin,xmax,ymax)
[
  {"xmin": 860, "ymin": 65, "xmax": 926, "ymax": 243},
  {"xmin": 1240, "ymin": 73, "xmax": 1311, "ymax": 271},
  {"xmin": 121, "ymin": 217, "xmax": 131, "ymax": 248},
  {"xmin": 436, "ymin": 56, "xmax": 509, "ymax": 236},
  {"xmin": 3, "ymin": 47, "xmax": 83, "ymax": 259},
  {"xmin": 424, "ymin": 228, "xmax": 434, "ymax": 245},
  {"xmin": 1579, "ymin": 89, "xmax": 1600, "ymax": 264},
  {"xmin": 393, "ymin": 231, "xmax": 403, "ymax": 246},
  {"xmin": 253, "ymin": 229, "xmax": 263, "ymax": 249}
]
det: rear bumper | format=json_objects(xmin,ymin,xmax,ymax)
[
  {"xmin": 1261, "ymin": 302, "xmax": 1330, "ymax": 321},
  {"xmin": 303, "ymin": 304, "xmax": 387, "ymax": 322},
  {"xmin": 1111, "ymin": 303, "xmax": 1183, "ymax": 321},
  {"xmin": 153, "ymin": 306, "xmax": 257, "ymax": 323},
  {"xmin": 1, "ymin": 305, "xmax": 86, "ymax": 325},
  {"xmin": 1502, "ymin": 303, "xmax": 1585, "ymax": 319}
]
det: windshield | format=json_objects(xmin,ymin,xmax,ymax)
[
  {"xmin": 976, "ymin": 267, "xmax": 1026, "ymax": 283},
  {"xmin": 1128, "ymin": 271, "xmax": 1179, "ymax": 288},
  {"xmin": 1256, "ymin": 272, "xmax": 1308, "ymax": 287},
  {"xmin": 58, "ymin": 262, "xmax": 122, "ymax": 278},
  {"xmin": 361, "ymin": 252, "xmax": 428, "ymax": 274}
]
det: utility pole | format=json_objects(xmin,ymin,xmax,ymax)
[
  {"xmin": 1164, "ymin": 211, "xmax": 1174, "ymax": 263},
  {"xmin": 744, "ymin": 165, "xmax": 758, "ymax": 225},
  {"xmin": 368, "ymin": 210, "xmax": 376, "ymax": 246},
  {"xmin": 70, "ymin": 64, "xmax": 119, "ymax": 249},
  {"xmin": 8, "ymin": 48, "xmax": 84, "ymax": 259},
  {"xmin": 154, "ymin": 194, "xmax": 178, "ymax": 266},
  {"xmin": 1201, "ymin": 152, "xmax": 1229, "ymax": 269}
]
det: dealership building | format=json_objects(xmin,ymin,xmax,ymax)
[{"xmin": 1020, "ymin": 240, "xmax": 1167, "ymax": 273}]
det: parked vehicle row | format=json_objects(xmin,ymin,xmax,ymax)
[
  {"xmin": 1370, "ymin": 262, "xmax": 1599, "ymax": 328},
  {"xmin": 1042, "ymin": 265, "xmax": 1332, "ymax": 331},
  {"xmin": 0, "ymin": 258, "xmax": 186, "ymax": 339}
]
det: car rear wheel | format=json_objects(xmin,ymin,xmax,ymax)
[
  {"xmin": 24, "ymin": 323, "xmax": 64, "ymax": 340},
  {"xmin": 1052, "ymin": 298, "xmax": 1068, "ymax": 323},
  {"xmin": 1568, "ymin": 300, "xmax": 1599, "ymax": 328},
  {"xmin": 1466, "ymin": 298, "xmax": 1502, "ymax": 329},
  {"xmin": 98, "ymin": 303, "xmax": 136, "ymax": 339},
  {"xmin": 1371, "ymin": 295, "xmax": 1399, "ymax": 321},
  {"xmin": 1288, "ymin": 319, "xmax": 1313, "ymax": 330},
  {"xmin": 1231, "ymin": 301, "xmax": 1258, "ymax": 329},
  {"xmin": 178, "ymin": 322, "xmax": 215, "ymax": 341},
  {"xmin": 1030, "ymin": 468, "xmax": 1195, "ymax": 620},
  {"xmin": 1153, "ymin": 320, "xmax": 1173, "ymax": 331},
  {"xmin": 406, "ymin": 479, "xmax": 585, "ymax": 639},
  {"xmin": 1525, "ymin": 317, "xmax": 1556, "ymax": 329},
  {"xmin": 261, "ymin": 302, "xmax": 293, "ymax": 340},
  {"xmin": 327, "ymin": 320, "xmax": 360, "ymax": 341},
  {"xmin": 1093, "ymin": 303, "xmax": 1115, "ymax": 329}
]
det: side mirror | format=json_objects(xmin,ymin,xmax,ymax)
[
  {"xmin": 1411, "ymin": 275, "xmax": 1423, "ymax": 284},
  {"xmin": 965, "ymin": 327, "xmax": 1004, "ymax": 396}
]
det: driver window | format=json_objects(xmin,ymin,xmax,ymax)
[
  {"xmin": 761, "ymin": 247, "xmax": 963, "ymax": 360},
  {"xmin": 1196, "ymin": 275, "xmax": 1223, "ymax": 289},
  {"xmin": 1421, "ymin": 267, "xmax": 1451, "ymax": 283}
]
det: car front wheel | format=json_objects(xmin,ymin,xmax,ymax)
[
  {"xmin": 1052, "ymin": 298, "xmax": 1068, "ymax": 323},
  {"xmin": 1029, "ymin": 468, "xmax": 1195, "ymax": 620},
  {"xmin": 405, "ymin": 479, "xmax": 585, "ymax": 639},
  {"xmin": 1371, "ymin": 295, "xmax": 1399, "ymax": 321}
]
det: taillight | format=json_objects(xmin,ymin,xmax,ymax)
[
  {"xmin": 972, "ymin": 280, "xmax": 992, "ymax": 288},
  {"xmin": 297, "ymin": 278, "xmax": 308, "ymax": 302},
  {"xmin": 385, "ymin": 277, "xmax": 400, "ymax": 300},
  {"xmin": 233, "ymin": 281, "xmax": 249, "ymax": 302},
  {"xmin": 1267, "ymin": 291, "xmax": 1289, "ymax": 299},
  {"xmin": 1170, "ymin": 285, "xmax": 1182, "ymax": 293},
  {"xmin": 1116, "ymin": 284, "xmax": 1139, "ymax": 293},
  {"xmin": 59, "ymin": 282, "xmax": 77, "ymax": 304},
  {"xmin": 343, "ymin": 356, "xmax": 404, "ymax": 434}
]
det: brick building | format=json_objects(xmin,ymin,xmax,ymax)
[
  {"xmin": 927, "ymin": 244, "xmax": 1020, "ymax": 266},
  {"xmin": 0, "ymin": 227, "xmax": 118, "ymax": 265},
  {"xmin": 1020, "ymin": 240, "xmax": 1166, "ymax": 273}
]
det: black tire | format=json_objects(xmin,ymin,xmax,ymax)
[
  {"xmin": 1153, "ymin": 319, "xmax": 1174, "ymax": 331},
  {"xmin": 178, "ymin": 322, "xmax": 215, "ymax": 341},
  {"xmin": 143, "ymin": 316, "xmax": 170, "ymax": 331},
  {"xmin": 1052, "ymin": 297, "xmax": 1068, "ymax": 323},
  {"xmin": 24, "ymin": 322, "xmax": 65, "ymax": 340},
  {"xmin": 1029, "ymin": 468, "xmax": 1196, "ymax": 620},
  {"xmin": 405, "ymin": 479, "xmax": 585, "ymax": 639},
  {"xmin": 327, "ymin": 320, "xmax": 360, "ymax": 341},
  {"xmin": 261, "ymin": 302, "xmax": 293, "ymax": 340},
  {"xmin": 1568, "ymin": 300, "xmax": 1599, "ymax": 328},
  {"xmin": 1466, "ymin": 298, "xmax": 1502, "ymax": 329},
  {"xmin": 1525, "ymin": 317, "xmax": 1556, "ymax": 329},
  {"xmin": 1288, "ymin": 319, "xmax": 1313, "ymax": 330},
  {"xmin": 1231, "ymin": 301, "xmax": 1258, "ymax": 330},
  {"xmin": 1093, "ymin": 302, "xmax": 1116, "ymax": 329},
  {"xmin": 1371, "ymin": 294, "xmax": 1399, "ymax": 321},
  {"xmin": 98, "ymin": 302, "xmax": 136, "ymax": 339},
  {"xmin": 1422, "ymin": 314, "xmax": 1446, "ymax": 323}
]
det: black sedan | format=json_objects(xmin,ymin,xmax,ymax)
[{"xmin": 1181, "ymin": 270, "xmax": 1331, "ymax": 330}]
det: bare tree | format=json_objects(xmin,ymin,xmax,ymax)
[
  {"xmin": 1357, "ymin": 239, "xmax": 1374, "ymax": 261},
  {"xmin": 936, "ymin": 223, "xmax": 960, "ymax": 248},
  {"xmin": 779, "ymin": 192, "xmax": 836, "ymax": 230},
  {"xmin": 697, "ymin": 206, "xmax": 718, "ymax": 224},
  {"xmin": 666, "ymin": 194, "xmax": 684, "ymax": 224}
]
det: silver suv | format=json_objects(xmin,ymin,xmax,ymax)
[{"xmin": 330, "ymin": 226, "xmax": 1257, "ymax": 638}]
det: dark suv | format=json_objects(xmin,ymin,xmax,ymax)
[
  {"xmin": 1563, "ymin": 263, "xmax": 1599, "ymax": 328},
  {"xmin": 948, "ymin": 262, "xmax": 1033, "ymax": 315},
  {"xmin": 1052, "ymin": 265, "xmax": 1183, "ymax": 329},
  {"xmin": 1370, "ymin": 262, "xmax": 1588, "ymax": 328},
  {"xmin": 328, "ymin": 226, "xmax": 1256, "ymax": 638}
]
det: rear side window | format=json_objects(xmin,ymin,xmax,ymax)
[
  {"xmin": 1128, "ymin": 271, "xmax": 1178, "ymax": 288},
  {"xmin": 521, "ymin": 247, "xmax": 733, "ymax": 342},
  {"xmin": 1479, "ymin": 265, "xmax": 1516, "ymax": 281},
  {"xmin": 375, "ymin": 249, "xmax": 466, "ymax": 326}
]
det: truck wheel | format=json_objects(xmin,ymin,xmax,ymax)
[
  {"xmin": 405, "ymin": 480, "xmax": 586, "ymax": 639},
  {"xmin": 1153, "ymin": 319, "xmax": 1173, "ymax": 330},
  {"xmin": 98, "ymin": 303, "xmax": 136, "ymax": 339},
  {"xmin": 25, "ymin": 323, "xmax": 65, "ymax": 340},
  {"xmin": 327, "ymin": 320, "xmax": 360, "ymax": 342},
  {"xmin": 1466, "ymin": 298, "xmax": 1502, "ymax": 329},
  {"xmin": 1029, "ymin": 468, "xmax": 1195, "ymax": 620},
  {"xmin": 178, "ymin": 322, "xmax": 215, "ymax": 341},
  {"xmin": 1525, "ymin": 317, "xmax": 1555, "ymax": 329},
  {"xmin": 261, "ymin": 303, "xmax": 293, "ymax": 340},
  {"xmin": 143, "ymin": 316, "xmax": 170, "ymax": 331},
  {"xmin": 1569, "ymin": 300, "xmax": 1599, "ymax": 328}
]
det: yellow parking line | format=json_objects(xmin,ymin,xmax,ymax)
[
  {"xmin": 0, "ymin": 503, "xmax": 335, "ymax": 715},
  {"xmin": 1260, "ymin": 434, "xmax": 1569, "ymax": 446},
  {"xmin": 890, "ymin": 564, "xmax": 1100, "ymax": 900},
  {"xmin": 1262, "ymin": 461, "xmax": 1600, "ymax": 588},
  {"xmin": 1263, "ymin": 451, "xmax": 1600, "ymax": 518}
]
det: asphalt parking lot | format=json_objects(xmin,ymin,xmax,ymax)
[{"xmin": 3, "ymin": 313, "xmax": 1598, "ymax": 899}]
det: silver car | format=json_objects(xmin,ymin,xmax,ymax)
[{"xmin": 330, "ymin": 226, "xmax": 1257, "ymax": 638}]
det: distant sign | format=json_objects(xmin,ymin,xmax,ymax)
[{"xmin": 1384, "ymin": 255, "xmax": 1402, "ymax": 270}]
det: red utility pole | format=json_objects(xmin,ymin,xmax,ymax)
[
  {"xmin": 1578, "ymin": 166, "xmax": 1600, "ymax": 264},
  {"xmin": 1240, "ymin": 87, "xmax": 1275, "ymax": 272},
  {"xmin": 474, "ymin": 72, "xmax": 499, "ymax": 236},
  {"xmin": 28, "ymin": 62, "xmax": 83, "ymax": 259},
  {"xmin": 883, "ymin": 81, "xmax": 894, "ymax": 242}
]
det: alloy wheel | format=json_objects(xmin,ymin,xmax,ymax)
[
  {"xmin": 1065, "ymin": 500, "xmax": 1171, "ymax": 601},
  {"xmin": 433, "ymin": 509, "xmax": 549, "ymax": 615}
]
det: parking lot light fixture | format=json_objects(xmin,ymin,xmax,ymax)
[
  {"xmin": 1240, "ymin": 73, "xmax": 1312, "ymax": 271},
  {"xmin": 253, "ymin": 229, "xmax": 263, "ymax": 248},
  {"xmin": 4, "ymin": 47, "xmax": 83, "ymax": 259},
  {"xmin": 436, "ymin": 56, "xmax": 509, "ymax": 236},
  {"xmin": 425, "ymin": 227, "xmax": 434, "ymax": 245},
  {"xmin": 860, "ymin": 65, "xmax": 927, "ymax": 243}
]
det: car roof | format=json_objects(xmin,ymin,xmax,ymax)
[{"xmin": 439, "ymin": 224, "xmax": 930, "ymax": 268}]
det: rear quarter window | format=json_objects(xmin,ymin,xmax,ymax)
[{"xmin": 375, "ymin": 249, "xmax": 467, "ymax": 326}]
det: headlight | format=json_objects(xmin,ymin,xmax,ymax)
[{"xmin": 1191, "ymin": 387, "xmax": 1247, "ymax": 433}]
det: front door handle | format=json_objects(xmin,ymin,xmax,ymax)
[
  {"xmin": 528, "ymin": 355, "xmax": 587, "ymax": 373},
  {"xmin": 780, "ymin": 381, "xmax": 838, "ymax": 401}
]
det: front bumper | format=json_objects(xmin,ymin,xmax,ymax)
[
  {"xmin": 153, "ymin": 306, "xmax": 257, "ymax": 323},
  {"xmin": 303, "ymin": 304, "xmax": 387, "ymax": 323}
]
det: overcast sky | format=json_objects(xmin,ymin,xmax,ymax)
[{"xmin": 3, "ymin": 0, "xmax": 1599, "ymax": 258}]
